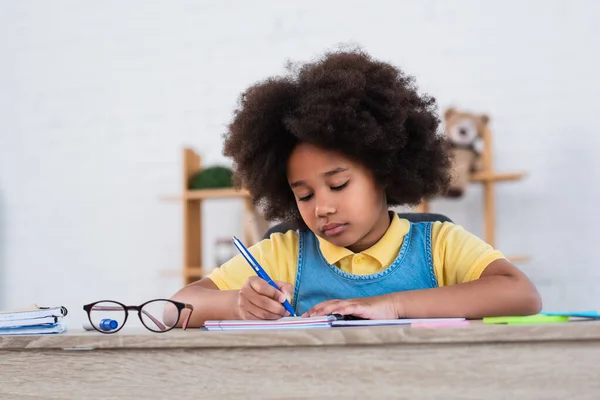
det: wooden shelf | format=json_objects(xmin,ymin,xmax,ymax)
[
  {"xmin": 164, "ymin": 148, "xmax": 268, "ymax": 285},
  {"xmin": 470, "ymin": 172, "xmax": 526, "ymax": 183},
  {"xmin": 161, "ymin": 188, "xmax": 250, "ymax": 202}
]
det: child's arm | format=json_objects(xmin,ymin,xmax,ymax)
[
  {"xmin": 305, "ymin": 258, "xmax": 541, "ymax": 319},
  {"xmin": 396, "ymin": 258, "xmax": 541, "ymax": 318},
  {"xmin": 170, "ymin": 276, "xmax": 293, "ymax": 327},
  {"xmin": 168, "ymin": 232, "xmax": 297, "ymax": 326},
  {"xmin": 169, "ymin": 278, "xmax": 240, "ymax": 326}
]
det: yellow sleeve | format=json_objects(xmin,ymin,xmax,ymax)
[
  {"xmin": 431, "ymin": 221, "xmax": 506, "ymax": 286},
  {"xmin": 206, "ymin": 230, "xmax": 299, "ymax": 291}
]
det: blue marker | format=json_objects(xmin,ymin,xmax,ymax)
[
  {"xmin": 83, "ymin": 318, "xmax": 119, "ymax": 332},
  {"xmin": 232, "ymin": 236, "xmax": 296, "ymax": 317},
  {"xmin": 99, "ymin": 319, "xmax": 119, "ymax": 331}
]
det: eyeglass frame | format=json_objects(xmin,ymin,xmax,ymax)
[{"xmin": 82, "ymin": 299, "xmax": 193, "ymax": 334}]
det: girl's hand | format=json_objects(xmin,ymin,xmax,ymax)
[
  {"xmin": 303, "ymin": 294, "xmax": 402, "ymax": 320},
  {"xmin": 237, "ymin": 276, "xmax": 293, "ymax": 320}
]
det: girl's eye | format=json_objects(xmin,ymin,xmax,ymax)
[
  {"xmin": 298, "ymin": 194, "xmax": 313, "ymax": 202},
  {"xmin": 331, "ymin": 181, "xmax": 349, "ymax": 191}
]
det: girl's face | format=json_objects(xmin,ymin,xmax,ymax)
[{"xmin": 286, "ymin": 143, "xmax": 390, "ymax": 253}]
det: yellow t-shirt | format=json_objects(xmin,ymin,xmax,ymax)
[{"xmin": 208, "ymin": 214, "xmax": 505, "ymax": 292}]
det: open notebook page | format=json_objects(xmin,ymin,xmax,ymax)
[
  {"xmin": 204, "ymin": 316, "xmax": 466, "ymax": 330},
  {"xmin": 204, "ymin": 316, "xmax": 336, "ymax": 330},
  {"xmin": 331, "ymin": 317, "xmax": 466, "ymax": 327}
]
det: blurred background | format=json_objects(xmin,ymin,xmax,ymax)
[{"xmin": 1, "ymin": 0, "xmax": 598, "ymax": 326}]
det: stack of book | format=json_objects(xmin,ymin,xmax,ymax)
[{"xmin": 0, "ymin": 305, "xmax": 68, "ymax": 335}]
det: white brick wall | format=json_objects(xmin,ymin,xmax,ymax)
[{"xmin": 1, "ymin": 0, "xmax": 599, "ymax": 324}]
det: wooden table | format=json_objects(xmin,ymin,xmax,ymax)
[{"xmin": 2, "ymin": 321, "xmax": 600, "ymax": 399}]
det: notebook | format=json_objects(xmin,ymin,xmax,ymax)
[
  {"xmin": 204, "ymin": 316, "xmax": 466, "ymax": 330},
  {"xmin": 0, "ymin": 305, "xmax": 68, "ymax": 335},
  {"xmin": 0, "ymin": 315, "xmax": 59, "ymax": 329},
  {"xmin": 0, "ymin": 305, "xmax": 68, "ymax": 321},
  {"xmin": 0, "ymin": 320, "xmax": 67, "ymax": 335},
  {"xmin": 204, "ymin": 316, "xmax": 336, "ymax": 330},
  {"xmin": 331, "ymin": 317, "xmax": 466, "ymax": 327}
]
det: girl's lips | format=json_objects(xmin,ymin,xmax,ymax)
[{"xmin": 322, "ymin": 223, "xmax": 347, "ymax": 236}]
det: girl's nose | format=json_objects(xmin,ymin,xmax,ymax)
[{"xmin": 315, "ymin": 197, "xmax": 336, "ymax": 217}]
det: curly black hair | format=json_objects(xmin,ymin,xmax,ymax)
[{"xmin": 223, "ymin": 48, "xmax": 451, "ymax": 226}]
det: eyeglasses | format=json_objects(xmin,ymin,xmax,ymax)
[{"xmin": 83, "ymin": 299, "xmax": 193, "ymax": 334}]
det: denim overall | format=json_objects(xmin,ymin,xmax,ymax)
[{"xmin": 292, "ymin": 221, "xmax": 438, "ymax": 316}]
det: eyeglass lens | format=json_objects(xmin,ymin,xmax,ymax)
[{"xmin": 88, "ymin": 301, "xmax": 127, "ymax": 332}]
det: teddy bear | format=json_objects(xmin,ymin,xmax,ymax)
[{"xmin": 443, "ymin": 108, "xmax": 489, "ymax": 197}]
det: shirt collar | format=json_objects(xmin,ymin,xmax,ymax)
[{"xmin": 317, "ymin": 212, "xmax": 409, "ymax": 267}]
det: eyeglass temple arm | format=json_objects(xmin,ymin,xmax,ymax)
[
  {"xmin": 140, "ymin": 309, "xmax": 167, "ymax": 330},
  {"xmin": 90, "ymin": 306, "xmax": 167, "ymax": 331},
  {"xmin": 181, "ymin": 304, "xmax": 193, "ymax": 330}
]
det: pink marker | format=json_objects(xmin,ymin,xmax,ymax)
[{"xmin": 411, "ymin": 320, "xmax": 470, "ymax": 328}]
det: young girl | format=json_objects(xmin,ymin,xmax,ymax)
[{"xmin": 170, "ymin": 49, "xmax": 541, "ymax": 326}]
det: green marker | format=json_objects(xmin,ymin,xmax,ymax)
[{"xmin": 483, "ymin": 314, "xmax": 569, "ymax": 325}]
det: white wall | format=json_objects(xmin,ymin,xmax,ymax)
[{"xmin": 1, "ymin": 0, "xmax": 599, "ymax": 325}]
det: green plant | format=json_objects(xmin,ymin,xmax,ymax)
[{"xmin": 188, "ymin": 166, "xmax": 233, "ymax": 190}]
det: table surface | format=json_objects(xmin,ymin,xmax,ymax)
[
  {"xmin": 4, "ymin": 321, "xmax": 600, "ymax": 399},
  {"xmin": 3, "ymin": 319, "xmax": 600, "ymax": 350}
]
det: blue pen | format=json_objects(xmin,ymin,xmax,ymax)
[{"xmin": 232, "ymin": 236, "xmax": 296, "ymax": 317}]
